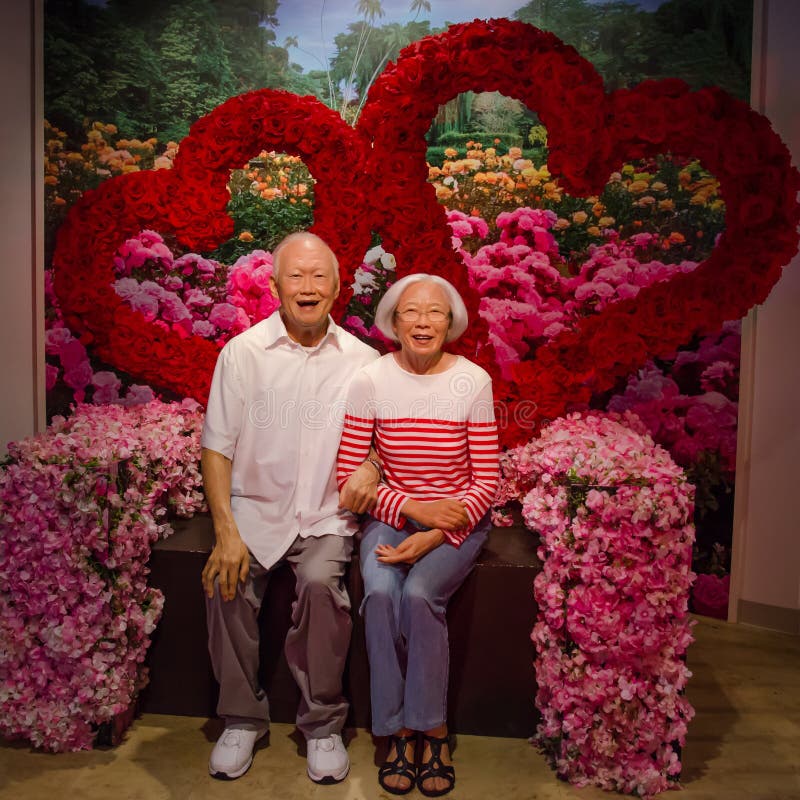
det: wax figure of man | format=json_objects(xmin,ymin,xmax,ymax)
[{"xmin": 200, "ymin": 231, "xmax": 380, "ymax": 783}]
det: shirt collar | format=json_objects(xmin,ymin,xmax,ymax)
[{"xmin": 262, "ymin": 310, "xmax": 344, "ymax": 352}]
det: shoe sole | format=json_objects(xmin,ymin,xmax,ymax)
[
  {"xmin": 209, "ymin": 753, "xmax": 253, "ymax": 780},
  {"xmin": 308, "ymin": 763, "xmax": 350, "ymax": 784},
  {"xmin": 208, "ymin": 729, "xmax": 267, "ymax": 780}
]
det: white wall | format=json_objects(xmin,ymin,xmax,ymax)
[
  {"xmin": 0, "ymin": 0, "xmax": 43, "ymax": 456},
  {"xmin": 729, "ymin": 0, "xmax": 800, "ymax": 633}
]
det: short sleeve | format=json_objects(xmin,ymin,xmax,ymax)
[{"xmin": 201, "ymin": 344, "xmax": 245, "ymax": 460}]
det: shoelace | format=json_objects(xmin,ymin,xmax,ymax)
[
  {"xmin": 314, "ymin": 736, "xmax": 336, "ymax": 751},
  {"xmin": 222, "ymin": 730, "xmax": 243, "ymax": 747}
]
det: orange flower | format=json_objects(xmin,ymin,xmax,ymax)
[{"xmin": 238, "ymin": 231, "xmax": 254, "ymax": 242}]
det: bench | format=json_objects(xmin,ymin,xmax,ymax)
[{"xmin": 141, "ymin": 514, "xmax": 541, "ymax": 737}]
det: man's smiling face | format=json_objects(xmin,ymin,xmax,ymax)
[{"xmin": 270, "ymin": 235, "xmax": 340, "ymax": 345}]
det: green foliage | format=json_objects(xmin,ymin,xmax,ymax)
[
  {"xmin": 528, "ymin": 125, "xmax": 548, "ymax": 148},
  {"xmin": 153, "ymin": 0, "xmax": 238, "ymax": 143},
  {"xmin": 328, "ymin": 18, "xmax": 436, "ymax": 117},
  {"xmin": 207, "ymin": 192, "xmax": 314, "ymax": 264},
  {"xmin": 514, "ymin": 0, "xmax": 752, "ymax": 99},
  {"xmin": 44, "ymin": 0, "xmax": 286, "ymax": 143},
  {"xmin": 435, "ymin": 131, "xmax": 524, "ymax": 148}
]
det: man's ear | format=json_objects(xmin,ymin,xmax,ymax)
[{"xmin": 269, "ymin": 274, "xmax": 280, "ymax": 300}]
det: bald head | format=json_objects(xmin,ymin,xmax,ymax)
[{"xmin": 272, "ymin": 231, "xmax": 339, "ymax": 289}]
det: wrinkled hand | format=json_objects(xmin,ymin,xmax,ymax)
[
  {"xmin": 201, "ymin": 532, "xmax": 250, "ymax": 601},
  {"xmin": 405, "ymin": 498, "xmax": 469, "ymax": 531},
  {"xmin": 339, "ymin": 460, "xmax": 380, "ymax": 515},
  {"xmin": 376, "ymin": 529, "xmax": 446, "ymax": 565}
]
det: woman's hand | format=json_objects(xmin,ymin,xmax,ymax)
[
  {"xmin": 401, "ymin": 498, "xmax": 469, "ymax": 531},
  {"xmin": 376, "ymin": 529, "xmax": 447, "ymax": 564}
]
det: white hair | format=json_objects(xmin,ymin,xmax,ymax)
[
  {"xmin": 271, "ymin": 231, "xmax": 339, "ymax": 286},
  {"xmin": 374, "ymin": 273, "xmax": 468, "ymax": 343}
]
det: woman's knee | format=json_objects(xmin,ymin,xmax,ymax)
[{"xmin": 399, "ymin": 579, "xmax": 444, "ymax": 618}]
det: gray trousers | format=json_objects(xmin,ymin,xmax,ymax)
[{"xmin": 205, "ymin": 533, "xmax": 353, "ymax": 739}]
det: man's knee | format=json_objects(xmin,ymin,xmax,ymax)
[{"xmin": 295, "ymin": 558, "xmax": 344, "ymax": 592}]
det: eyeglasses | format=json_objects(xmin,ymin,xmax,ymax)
[{"xmin": 395, "ymin": 308, "xmax": 450, "ymax": 323}]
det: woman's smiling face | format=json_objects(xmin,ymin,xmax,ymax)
[{"xmin": 391, "ymin": 280, "xmax": 452, "ymax": 359}]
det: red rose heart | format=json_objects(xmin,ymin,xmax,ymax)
[
  {"xmin": 358, "ymin": 18, "xmax": 800, "ymax": 446},
  {"xmin": 53, "ymin": 92, "xmax": 375, "ymax": 400},
  {"xmin": 53, "ymin": 20, "xmax": 800, "ymax": 448}
]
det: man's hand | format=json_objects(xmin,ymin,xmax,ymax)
[
  {"xmin": 375, "ymin": 529, "xmax": 446, "ymax": 565},
  {"xmin": 339, "ymin": 459, "xmax": 380, "ymax": 515},
  {"xmin": 200, "ymin": 448, "xmax": 250, "ymax": 601},
  {"xmin": 401, "ymin": 498, "xmax": 469, "ymax": 531},
  {"xmin": 202, "ymin": 530, "xmax": 250, "ymax": 601}
]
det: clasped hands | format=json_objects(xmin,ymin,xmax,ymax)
[{"xmin": 376, "ymin": 498, "xmax": 469, "ymax": 565}]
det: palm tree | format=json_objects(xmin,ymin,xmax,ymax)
[
  {"xmin": 356, "ymin": 0, "xmax": 385, "ymax": 24},
  {"xmin": 339, "ymin": 0, "xmax": 385, "ymax": 116},
  {"xmin": 410, "ymin": 0, "xmax": 431, "ymax": 22}
]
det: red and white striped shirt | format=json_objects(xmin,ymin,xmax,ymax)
[{"xmin": 337, "ymin": 354, "xmax": 499, "ymax": 546}]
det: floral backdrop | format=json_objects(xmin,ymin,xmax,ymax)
[
  {"xmin": 43, "ymin": 118, "xmax": 736, "ymax": 598},
  {"xmin": 4, "ymin": 4, "xmax": 797, "ymax": 797}
]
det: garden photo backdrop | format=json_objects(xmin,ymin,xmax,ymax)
[
  {"xmin": 42, "ymin": 0, "xmax": 754, "ymax": 602},
  {"xmin": 6, "ymin": 0, "xmax": 800, "ymax": 797}
]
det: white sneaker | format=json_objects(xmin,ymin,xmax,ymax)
[
  {"xmin": 307, "ymin": 733, "xmax": 350, "ymax": 784},
  {"xmin": 209, "ymin": 724, "xmax": 267, "ymax": 780}
]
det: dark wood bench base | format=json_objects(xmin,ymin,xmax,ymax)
[{"xmin": 141, "ymin": 514, "xmax": 541, "ymax": 738}]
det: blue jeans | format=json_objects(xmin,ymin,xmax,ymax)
[{"xmin": 359, "ymin": 515, "xmax": 490, "ymax": 735}]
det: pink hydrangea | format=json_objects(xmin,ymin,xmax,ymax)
[
  {"xmin": 500, "ymin": 412, "xmax": 695, "ymax": 798},
  {"xmin": 0, "ymin": 400, "xmax": 206, "ymax": 751}
]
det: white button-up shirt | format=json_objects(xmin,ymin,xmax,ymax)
[{"xmin": 201, "ymin": 311, "xmax": 379, "ymax": 568}]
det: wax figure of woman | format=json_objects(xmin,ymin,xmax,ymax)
[{"xmin": 337, "ymin": 274, "xmax": 499, "ymax": 796}]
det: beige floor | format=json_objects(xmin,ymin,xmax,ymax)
[{"xmin": 1, "ymin": 617, "xmax": 798, "ymax": 800}]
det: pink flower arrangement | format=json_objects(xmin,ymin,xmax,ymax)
[
  {"xmin": 0, "ymin": 400, "xmax": 206, "ymax": 751},
  {"xmin": 499, "ymin": 411, "xmax": 696, "ymax": 797}
]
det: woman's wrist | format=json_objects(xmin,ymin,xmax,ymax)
[{"xmin": 364, "ymin": 457, "xmax": 383, "ymax": 482}]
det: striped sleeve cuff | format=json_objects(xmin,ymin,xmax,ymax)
[{"xmin": 374, "ymin": 484, "xmax": 409, "ymax": 529}]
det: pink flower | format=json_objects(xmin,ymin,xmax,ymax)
[
  {"xmin": 691, "ymin": 574, "xmax": 729, "ymax": 619},
  {"xmin": 208, "ymin": 303, "xmax": 239, "ymax": 331},
  {"xmin": 45, "ymin": 364, "xmax": 59, "ymax": 390},
  {"xmin": 62, "ymin": 362, "xmax": 93, "ymax": 391}
]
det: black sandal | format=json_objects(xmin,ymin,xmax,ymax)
[
  {"xmin": 378, "ymin": 733, "xmax": 417, "ymax": 796},
  {"xmin": 417, "ymin": 733, "xmax": 455, "ymax": 797}
]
